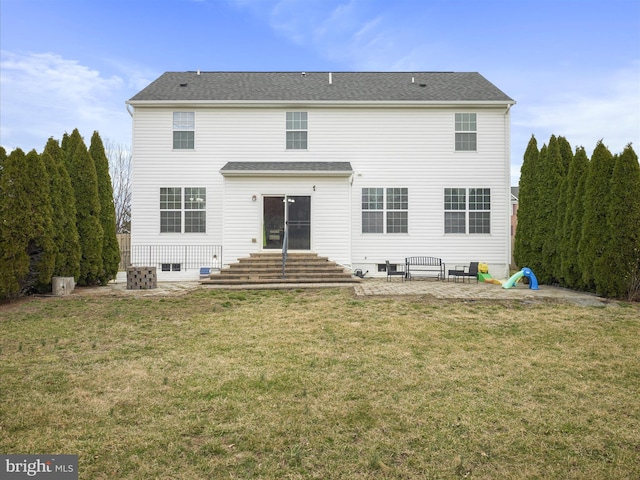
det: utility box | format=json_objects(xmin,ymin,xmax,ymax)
[
  {"xmin": 126, "ymin": 267, "xmax": 157, "ymax": 290},
  {"xmin": 52, "ymin": 276, "xmax": 75, "ymax": 296}
]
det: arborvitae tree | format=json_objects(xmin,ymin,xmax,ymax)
[
  {"xmin": 554, "ymin": 137, "xmax": 573, "ymax": 284},
  {"xmin": 40, "ymin": 149, "xmax": 61, "ymax": 277},
  {"xmin": 560, "ymin": 146, "xmax": 589, "ymax": 290},
  {"xmin": 42, "ymin": 138, "xmax": 81, "ymax": 279},
  {"xmin": 579, "ymin": 141, "xmax": 615, "ymax": 292},
  {"xmin": 0, "ymin": 146, "xmax": 5, "ymax": 298},
  {"xmin": 514, "ymin": 135, "xmax": 539, "ymax": 270},
  {"xmin": 597, "ymin": 144, "xmax": 640, "ymax": 299},
  {"xmin": 61, "ymin": 132, "xmax": 70, "ymax": 157},
  {"xmin": 90, "ymin": 131, "xmax": 120, "ymax": 284},
  {"xmin": 66, "ymin": 129, "xmax": 103, "ymax": 286},
  {"xmin": 0, "ymin": 149, "xmax": 55, "ymax": 298},
  {"xmin": 539, "ymin": 136, "xmax": 564, "ymax": 284}
]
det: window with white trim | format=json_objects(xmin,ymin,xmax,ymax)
[
  {"xmin": 362, "ymin": 187, "xmax": 408, "ymax": 233},
  {"xmin": 468, "ymin": 188, "xmax": 491, "ymax": 233},
  {"xmin": 455, "ymin": 113, "xmax": 476, "ymax": 151},
  {"xmin": 160, "ymin": 187, "xmax": 206, "ymax": 233},
  {"xmin": 286, "ymin": 112, "xmax": 308, "ymax": 149},
  {"xmin": 161, "ymin": 263, "xmax": 181, "ymax": 272},
  {"xmin": 444, "ymin": 188, "xmax": 490, "ymax": 234},
  {"xmin": 173, "ymin": 112, "xmax": 195, "ymax": 149}
]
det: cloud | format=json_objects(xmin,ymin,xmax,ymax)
[
  {"xmin": 0, "ymin": 51, "xmax": 133, "ymax": 152},
  {"xmin": 233, "ymin": 0, "xmax": 453, "ymax": 71},
  {"xmin": 513, "ymin": 63, "xmax": 640, "ymax": 155}
]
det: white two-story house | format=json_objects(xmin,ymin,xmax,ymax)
[{"xmin": 126, "ymin": 71, "xmax": 515, "ymax": 280}]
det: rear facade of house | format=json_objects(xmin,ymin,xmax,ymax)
[{"xmin": 126, "ymin": 71, "xmax": 515, "ymax": 280}]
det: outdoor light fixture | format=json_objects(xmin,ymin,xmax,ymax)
[{"xmin": 252, "ymin": 195, "xmax": 257, "ymax": 201}]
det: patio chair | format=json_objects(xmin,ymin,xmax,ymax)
[
  {"xmin": 449, "ymin": 262, "xmax": 479, "ymax": 283},
  {"xmin": 386, "ymin": 260, "xmax": 406, "ymax": 282}
]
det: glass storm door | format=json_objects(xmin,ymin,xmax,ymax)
[
  {"xmin": 263, "ymin": 195, "xmax": 310, "ymax": 250},
  {"xmin": 287, "ymin": 196, "xmax": 311, "ymax": 250},
  {"xmin": 264, "ymin": 196, "xmax": 285, "ymax": 249}
]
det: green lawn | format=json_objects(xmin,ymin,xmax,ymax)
[{"xmin": 1, "ymin": 288, "xmax": 639, "ymax": 479}]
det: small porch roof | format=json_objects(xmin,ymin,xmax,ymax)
[{"xmin": 220, "ymin": 162, "xmax": 353, "ymax": 177}]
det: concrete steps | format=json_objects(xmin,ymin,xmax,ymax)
[{"xmin": 201, "ymin": 252, "xmax": 360, "ymax": 285}]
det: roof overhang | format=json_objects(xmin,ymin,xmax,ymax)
[
  {"xmin": 127, "ymin": 100, "xmax": 516, "ymax": 109},
  {"xmin": 220, "ymin": 162, "xmax": 353, "ymax": 177}
]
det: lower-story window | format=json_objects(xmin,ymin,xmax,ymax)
[
  {"xmin": 160, "ymin": 187, "xmax": 206, "ymax": 233},
  {"xmin": 161, "ymin": 263, "xmax": 181, "ymax": 272},
  {"xmin": 444, "ymin": 187, "xmax": 490, "ymax": 234},
  {"xmin": 362, "ymin": 187, "xmax": 408, "ymax": 233}
]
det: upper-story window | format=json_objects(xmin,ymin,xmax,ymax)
[
  {"xmin": 455, "ymin": 113, "xmax": 476, "ymax": 151},
  {"xmin": 173, "ymin": 112, "xmax": 195, "ymax": 149},
  {"xmin": 286, "ymin": 112, "xmax": 308, "ymax": 150}
]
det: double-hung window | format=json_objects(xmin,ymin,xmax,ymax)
[
  {"xmin": 386, "ymin": 188, "xmax": 408, "ymax": 233},
  {"xmin": 160, "ymin": 187, "xmax": 182, "ymax": 233},
  {"xmin": 286, "ymin": 112, "xmax": 308, "ymax": 150},
  {"xmin": 184, "ymin": 187, "xmax": 206, "ymax": 233},
  {"xmin": 173, "ymin": 112, "xmax": 195, "ymax": 149},
  {"xmin": 455, "ymin": 113, "xmax": 476, "ymax": 151},
  {"xmin": 362, "ymin": 188, "xmax": 408, "ymax": 233},
  {"xmin": 444, "ymin": 188, "xmax": 466, "ymax": 233},
  {"xmin": 444, "ymin": 188, "xmax": 490, "ymax": 234},
  {"xmin": 362, "ymin": 188, "xmax": 384, "ymax": 233},
  {"xmin": 160, "ymin": 187, "xmax": 206, "ymax": 233},
  {"xmin": 468, "ymin": 188, "xmax": 491, "ymax": 233}
]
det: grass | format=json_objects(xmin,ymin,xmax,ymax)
[{"xmin": 1, "ymin": 288, "xmax": 639, "ymax": 479}]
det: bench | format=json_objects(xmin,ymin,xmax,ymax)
[{"xmin": 405, "ymin": 257, "xmax": 445, "ymax": 281}]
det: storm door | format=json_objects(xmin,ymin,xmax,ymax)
[{"xmin": 286, "ymin": 195, "xmax": 311, "ymax": 250}]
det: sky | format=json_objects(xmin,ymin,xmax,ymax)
[{"xmin": 1, "ymin": 0, "xmax": 639, "ymax": 185}]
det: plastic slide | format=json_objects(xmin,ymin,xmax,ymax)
[
  {"xmin": 502, "ymin": 267, "xmax": 539, "ymax": 290},
  {"xmin": 478, "ymin": 272, "xmax": 503, "ymax": 285}
]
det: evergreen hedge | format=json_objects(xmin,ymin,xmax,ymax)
[
  {"xmin": 90, "ymin": 132, "xmax": 120, "ymax": 285},
  {"xmin": 515, "ymin": 136, "xmax": 640, "ymax": 301},
  {"xmin": 1, "ymin": 130, "xmax": 119, "ymax": 301},
  {"xmin": 0, "ymin": 149, "xmax": 55, "ymax": 297}
]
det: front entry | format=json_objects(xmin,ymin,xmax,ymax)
[{"xmin": 263, "ymin": 195, "xmax": 310, "ymax": 250}]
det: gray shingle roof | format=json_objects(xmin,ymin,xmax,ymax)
[
  {"xmin": 129, "ymin": 72, "xmax": 514, "ymax": 103},
  {"xmin": 220, "ymin": 162, "xmax": 353, "ymax": 176}
]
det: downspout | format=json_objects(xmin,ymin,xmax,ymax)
[{"xmin": 504, "ymin": 103, "xmax": 513, "ymax": 275}]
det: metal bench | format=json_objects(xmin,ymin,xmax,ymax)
[{"xmin": 405, "ymin": 256, "xmax": 445, "ymax": 281}]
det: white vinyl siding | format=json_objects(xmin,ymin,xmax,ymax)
[{"xmin": 131, "ymin": 104, "xmax": 511, "ymax": 279}]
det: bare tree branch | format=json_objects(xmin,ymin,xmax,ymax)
[{"xmin": 104, "ymin": 139, "xmax": 132, "ymax": 234}]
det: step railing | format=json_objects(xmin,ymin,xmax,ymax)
[{"xmin": 281, "ymin": 224, "xmax": 288, "ymax": 278}]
